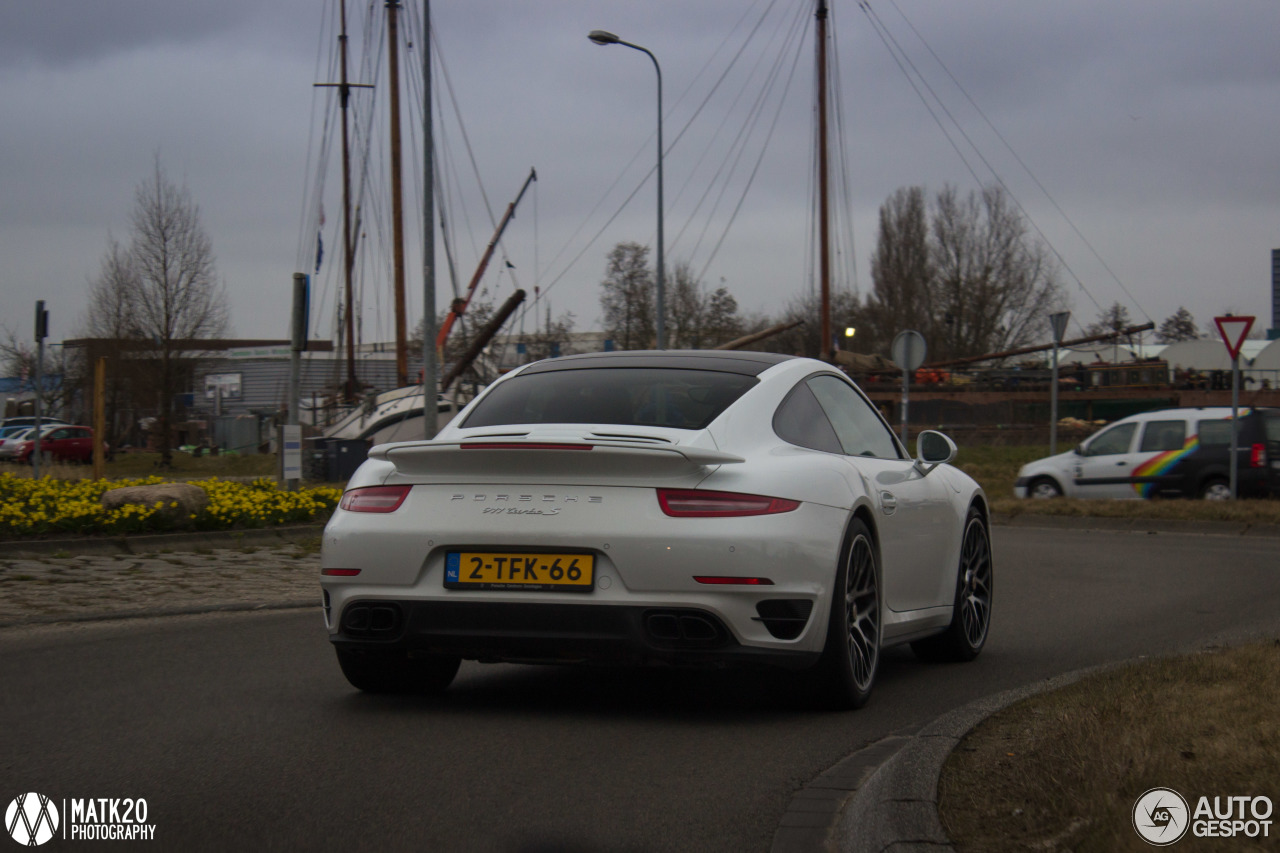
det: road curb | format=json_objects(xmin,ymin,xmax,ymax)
[
  {"xmin": 830, "ymin": 666, "xmax": 1113, "ymax": 853},
  {"xmin": 1, "ymin": 524, "xmax": 326, "ymax": 557},
  {"xmin": 991, "ymin": 513, "xmax": 1280, "ymax": 538},
  {"xmin": 0, "ymin": 599, "xmax": 319, "ymax": 630}
]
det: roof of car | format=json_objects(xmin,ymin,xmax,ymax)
[
  {"xmin": 517, "ymin": 350, "xmax": 797, "ymax": 377},
  {"xmin": 1123, "ymin": 406, "xmax": 1278, "ymax": 421}
]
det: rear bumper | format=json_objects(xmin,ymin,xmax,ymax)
[{"xmin": 329, "ymin": 598, "xmax": 820, "ymax": 670}]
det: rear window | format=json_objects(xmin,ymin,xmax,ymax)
[
  {"xmin": 1139, "ymin": 420, "xmax": 1186, "ymax": 452},
  {"xmin": 1265, "ymin": 414, "xmax": 1280, "ymax": 442},
  {"xmin": 461, "ymin": 367, "xmax": 757, "ymax": 430}
]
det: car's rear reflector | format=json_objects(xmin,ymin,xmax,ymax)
[
  {"xmin": 321, "ymin": 568, "xmax": 362, "ymax": 576},
  {"xmin": 657, "ymin": 488, "xmax": 800, "ymax": 517},
  {"xmin": 1250, "ymin": 443, "xmax": 1266, "ymax": 468},
  {"xmin": 339, "ymin": 485, "xmax": 410, "ymax": 513},
  {"xmin": 693, "ymin": 576, "xmax": 774, "ymax": 585},
  {"xmin": 461, "ymin": 442, "xmax": 594, "ymax": 451}
]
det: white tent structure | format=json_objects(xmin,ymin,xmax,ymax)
[{"xmin": 1246, "ymin": 338, "xmax": 1280, "ymax": 388}]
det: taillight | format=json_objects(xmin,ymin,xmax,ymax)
[
  {"xmin": 657, "ymin": 489, "xmax": 799, "ymax": 517},
  {"xmin": 321, "ymin": 568, "xmax": 362, "ymax": 576},
  {"xmin": 1250, "ymin": 443, "xmax": 1266, "ymax": 468},
  {"xmin": 339, "ymin": 485, "xmax": 410, "ymax": 513}
]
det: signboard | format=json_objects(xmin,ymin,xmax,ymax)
[
  {"xmin": 1213, "ymin": 315, "xmax": 1254, "ymax": 361},
  {"xmin": 890, "ymin": 330, "xmax": 926, "ymax": 445},
  {"xmin": 204, "ymin": 373, "xmax": 242, "ymax": 400},
  {"xmin": 890, "ymin": 330, "xmax": 927, "ymax": 372},
  {"xmin": 281, "ymin": 425, "xmax": 302, "ymax": 482},
  {"xmin": 1049, "ymin": 311, "xmax": 1071, "ymax": 344}
]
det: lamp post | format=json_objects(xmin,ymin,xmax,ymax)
[{"xmin": 589, "ymin": 29, "xmax": 665, "ymax": 350}]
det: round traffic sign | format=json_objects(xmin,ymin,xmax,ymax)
[{"xmin": 890, "ymin": 330, "xmax": 927, "ymax": 372}]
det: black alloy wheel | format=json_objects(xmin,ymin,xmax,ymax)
[
  {"xmin": 912, "ymin": 506, "xmax": 993, "ymax": 663},
  {"xmin": 812, "ymin": 518, "xmax": 881, "ymax": 710}
]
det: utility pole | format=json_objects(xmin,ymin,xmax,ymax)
[
  {"xmin": 387, "ymin": 0, "xmax": 409, "ymax": 388},
  {"xmin": 33, "ymin": 300, "xmax": 48, "ymax": 478},
  {"xmin": 92, "ymin": 357, "xmax": 106, "ymax": 479}
]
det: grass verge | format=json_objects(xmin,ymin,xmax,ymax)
[{"xmin": 939, "ymin": 639, "xmax": 1280, "ymax": 852}]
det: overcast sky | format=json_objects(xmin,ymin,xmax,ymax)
[{"xmin": 3, "ymin": 0, "xmax": 1278, "ymax": 354}]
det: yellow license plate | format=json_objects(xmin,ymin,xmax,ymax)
[{"xmin": 444, "ymin": 552, "xmax": 594, "ymax": 591}]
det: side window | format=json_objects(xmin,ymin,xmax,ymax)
[
  {"xmin": 1139, "ymin": 420, "xmax": 1186, "ymax": 453},
  {"xmin": 1197, "ymin": 420, "xmax": 1232, "ymax": 447},
  {"xmin": 773, "ymin": 381, "xmax": 842, "ymax": 454},
  {"xmin": 1083, "ymin": 422, "xmax": 1136, "ymax": 456},
  {"xmin": 806, "ymin": 375, "xmax": 902, "ymax": 459}
]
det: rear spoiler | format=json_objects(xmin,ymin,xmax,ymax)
[{"xmin": 369, "ymin": 438, "xmax": 743, "ymax": 479}]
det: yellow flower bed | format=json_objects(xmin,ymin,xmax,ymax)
[{"xmin": 0, "ymin": 473, "xmax": 341, "ymax": 539}]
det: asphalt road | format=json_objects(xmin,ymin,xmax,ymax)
[{"xmin": 2, "ymin": 526, "xmax": 1278, "ymax": 852}]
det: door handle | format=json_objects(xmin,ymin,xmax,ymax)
[{"xmin": 1116, "ymin": 461, "xmax": 1126, "ymax": 466}]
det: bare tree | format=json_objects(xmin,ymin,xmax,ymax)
[
  {"xmin": 862, "ymin": 186, "xmax": 933, "ymax": 356},
  {"xmin": 664, "ymin": 263, "xmax": 745, "ymax": 349},
  {"xmin": 0, "ymin": 328, "xmax": 72, "ymax": 420},
  {"xmin": 865, "ymin": 184, "xmax": 1065, "ymax": 362},
  {"xmin": 929, "ymin": 185, "xmax": 1065, "ymax": 361},
  {"xmin": 599, "ymin": 242, "xmax": 654, "ymax": 350},
  {"xmin": 124, "ymin": 158, "xmax": 229, "ymax": 465},
  {"xmin": 75, "ymin": 236, "xmax": 146, "ymax": 445}
]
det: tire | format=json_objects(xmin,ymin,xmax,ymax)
[
  {"xmin": 1199, "ymin": 478, "xmax": 1231, "ymax": 501},
  {"xmin": 1028, "ymin": 477, "xmax": 1062, "ymax": 499},
  {"xmin": 912, "ymin": 506, "xmax": 994, "ymax": 663},
  {"xmin": 335, "ymin": 647, "xmax": 461, "ymax": 695},
  {"xmin": 810, "ymin": 518, "xmax": 881, "ymax": 710}
]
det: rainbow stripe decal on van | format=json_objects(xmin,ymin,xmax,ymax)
[{"xmin": 1131, "ymin": 435, "xmax": 1199, "ymax": 497}]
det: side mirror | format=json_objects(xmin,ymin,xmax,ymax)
[{"xmin": 915, "ymin": 430, "xmax": 957, "ymax": 475}]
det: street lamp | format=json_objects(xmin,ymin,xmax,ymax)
[{"xmin": 589, "ymin": 29, "xmax": 665, "ymax": 350}]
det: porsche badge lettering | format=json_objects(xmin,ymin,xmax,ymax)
[{"xmin": 451, "ymin": 494, "xmax": 604, "ymax": 508}]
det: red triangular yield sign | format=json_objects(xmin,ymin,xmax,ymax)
[{"xmin": 1213, "ymin": 315, "xmax": 1255, "ymax": 360}]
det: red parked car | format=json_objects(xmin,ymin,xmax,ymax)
[{"xmin": 13, "ymin": 425, "xmax": 99, "ymax": 464}]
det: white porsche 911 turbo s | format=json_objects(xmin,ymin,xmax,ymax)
[{"xmin": 321, "ymin": 350, "xmax": 992, "ymax": 709}]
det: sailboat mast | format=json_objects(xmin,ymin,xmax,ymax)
[
  {"xmin": 387, "ymin": 0, "xmax": 409, "ymax": 387},
  {"xmin": 816, "ymin": 0, "xmax": 832, "ymax": 363},
  {"xmin": 422, "ymin": 0, "xmax": 438, "ymax": 437},
  {"xmin": 339, "ymin": 0, "xmax": 359, "ymax": 401}
]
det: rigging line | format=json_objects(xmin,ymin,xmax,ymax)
[
  {"xmin": 664, "ymin": 0, "xmax": 783, "ymax": 169},
  {"xmin": 297, "ymin": 0, "xmax": 336, "ymax": 273},
  {"xmin": 861, "ymin": 2, "xmax": 1104, "ymax": 318},
  {"xmin": 687, "ymin": 1, "xmax": 809, "ymax": 264},
  {"xmin": 827, "ymin": 1, "xmax": 859, "ymax": 295},
  {"xmin": 539, "ymin": 0, "xmax": 780, "ymax": 286},
  {"xmin": 882, "ymin": 0, "xmax": 1148, "ymax": 323},
  {"xmin": 668, "ymin": 0, "xmax": 801, "ymax": 252},
  {"xmin": 697, "ymin": 4, "xmax": 810, "ymax": 283},
  {"xmin": 429, "ymin": 26, "xmax": 521, "ymax": 280}
]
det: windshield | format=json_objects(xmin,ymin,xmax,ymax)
[{"xmin": 462, "ymin": 367, "xmax": 757, "ymax": 431}]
